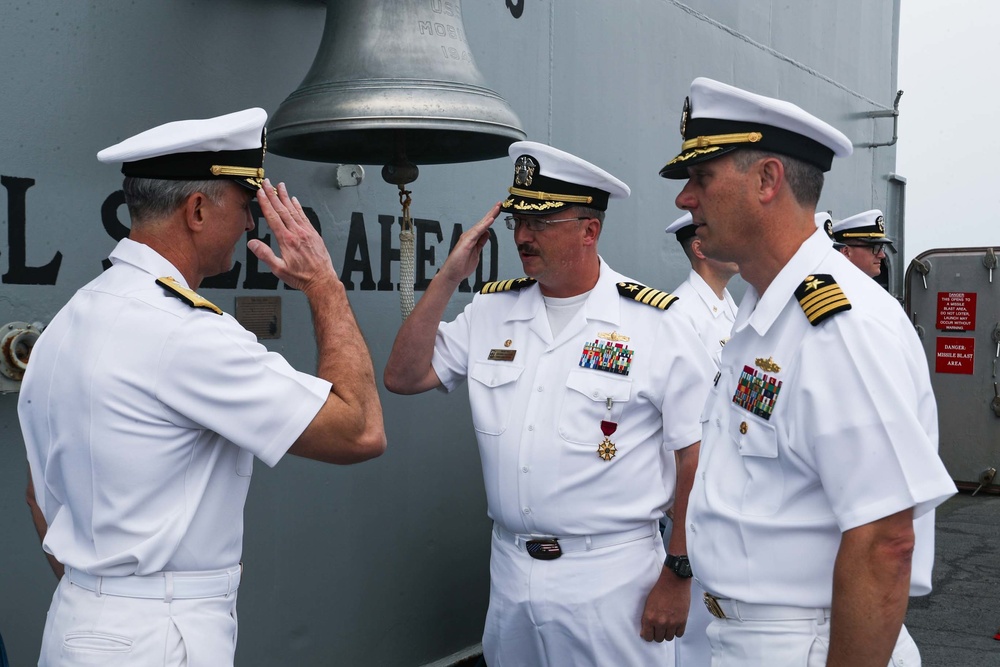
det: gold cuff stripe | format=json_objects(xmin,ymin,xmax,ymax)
[
  {"xmin": 681, "ymin": 132, "xmax": 763, "ymax": 151},
  {"xmin": 211, "ymin": 165, "xmax": 265, "ymax": 178},
  {"xmin": 508, "ymin": 186, "xmax": 593, "ymax": 204}
]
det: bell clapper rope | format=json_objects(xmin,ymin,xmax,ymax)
[{"xmin": 398, "ymin": 185, "xmax": 415, "ymax": 320}]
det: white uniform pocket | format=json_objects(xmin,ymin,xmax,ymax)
[
  {"xmin": 559, "ymin": 370, "xmax": 632, "ymax": 444},
  {"xmin": 469, "ymin": 361, "xmax": 525, "ymax": 435},
  {"xmin": 729, "ymin": 408, "xmax": 783, "ymax": 515}
]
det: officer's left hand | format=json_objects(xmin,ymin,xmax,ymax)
[{"xmin": 640, "ymin": 569, "xmax": 691, "ymax": 642}]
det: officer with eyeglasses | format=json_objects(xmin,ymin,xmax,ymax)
[
  {"xmin": 828, "ymin": 209, "xmax": 894, "ymax": 279},
  {"xmin": 384, "ymin": 140, "xmax": 714, "ymax": 666}
]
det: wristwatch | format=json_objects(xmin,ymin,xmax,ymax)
[{"xmin": 664, "ymin": 554, "xmax": 693, "ymax": 578}]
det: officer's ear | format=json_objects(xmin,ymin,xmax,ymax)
[
  {"xmin": 690, "ymin": 237, "xmax": 708, "ymax": 261},
  {"xmin": 183, "ymin": 192, "xmax": 210, "ymax": 232},
  {"xmin": 581, "ymin": 217, "xmax": 602, "ymax": 245},
  {"xmin": 756, "ymin": 156, "xmax": 784, "ymax": 205}
]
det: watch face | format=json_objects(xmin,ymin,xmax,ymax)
[{"xmin": 667, "ymin": 554, "xmax": 693, "ymax": 578}]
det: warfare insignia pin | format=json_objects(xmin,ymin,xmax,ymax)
[
  {"xmin": 754, "ymin": 356, "xmax": 781, "ymax": 373},
  {"xmin": 597, "ymin": 331, "xmax": 631, "ymax": 343},
  {"xmin": 732, "ymin": 365, "xmax": 782, "ymax": 420}
]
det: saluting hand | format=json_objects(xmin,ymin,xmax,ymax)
[
  {"xmin": 249, "ymin": 179, "xmax": 338, "ymax": 296},
  {"xmin": 437, "ymin": 202, "xmax": 501, "ymax": 285}
]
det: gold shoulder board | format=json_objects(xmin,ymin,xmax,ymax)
[
  {"xmin": 156, "ymin": 277, "xmax": 223, "ymax": 315},
  {"xmin": 479, "ymin": 277, "xmax": 538, "ymax": 295},
  {"xmin": 794, "ymin": 274, "xmax": 851, "ymax": 326},
  {"xmin": 616, "ymin": 281, "xmax": 678, "ymax": 310}
]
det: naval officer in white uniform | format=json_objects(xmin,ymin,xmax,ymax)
[
  {"xmin": 384, "ymin": 141, "xmax": 715, "ymax": 666},
  {"xmin": 19, "ymin": 108, "xmax": 386, "ymax": 666},
  {"xmin": 659, "ymin": 77, "xmax": 957, "ymax": 666},
  {"xmin": 666, "ymin": 211, "xmax": 739, "ymax": 367},
  {"xmin": 830, "ymin": 209, "xmax": 894, "ymax": 279},
  {"xmin": 663, "ymin": 211, "xmax": 739, "ymax": 666}
]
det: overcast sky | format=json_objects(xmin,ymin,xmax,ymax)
[{"xmin": 897, "ymin": 1, "xmax": 1000, "ymax": 263}]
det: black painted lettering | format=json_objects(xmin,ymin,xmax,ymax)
[
  {"xmin": 378, "ymin": 214, "xmax": 401, "ymax": 292},
  {"xmin": 414, "ymin": 218, "xmax": 443, "ymax": 290},
  {"xmin": 506, "ymin": 0, "xmax": 524, "ymax": 19},
  {"xmin": 342, "ymin": 211, "xmax": 377, "ymax": 291},
  {"xmin": 2, "ymin": 175, "xmax": 62, "ymax": 285},
  {"xmin": 100, "ymin": 190, "xmax": 130, "ymax": 271}
]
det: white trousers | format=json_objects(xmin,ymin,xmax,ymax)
[
  {"xmin": 39, "ymin": 576, "xmax": 238, "ymax": 667},
  {"xmin": 705, "ymin": 614, "xmax": 920, "ymax": 667},
  {"xmin": 483, "ymin": 526, "xmax": 675, "ymax": 667}
]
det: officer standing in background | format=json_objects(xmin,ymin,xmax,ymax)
[
  {"xmin": 659, "ymin": 77, "xmax": 956, "ymax": 666},
  {"xmin": 665, "ymin": 211, "xmax": 739, "ymax": 366},
  {"xmin": 19, "ymin": 108, "xmax": 386, "ymax": 666},
  {"xmin": 662, "ymin": 210, "xmax": 739, "ymax": 666},
  {"xmin": 829, "ymin": 209, "xmax": 894, "ymax": 279},
  {"xmin": 384, "ymin": 141, "xmax": 714, "ymax": 666}
]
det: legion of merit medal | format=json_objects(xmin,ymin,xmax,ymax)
[
  {"xmin": 598, "ymin": 420, "xmax": 618, "ymax": 461},
  {"xmin": 598, "ymin": 395, "xmax": 618, "ymax": 460}
]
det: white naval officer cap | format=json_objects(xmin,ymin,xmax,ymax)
[
  {"xmin": 501, "ymin": 140, "xmax": 630, "ymax": 215},
  {"xmin": 665, "ymin": 211, "xmax": 696, "ymax": 242},
  {"xmin": 831, "ymin": 209, "xmax": 893, "ymax": 245},
  {"xmin": 659, "ymin": 77, "xmax": 854, "ymax": 179},
  {"xmin": 97, "ymin": 108, "xmax": 268, "ymax": 190}
]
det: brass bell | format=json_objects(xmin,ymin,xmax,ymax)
[{"xmin": 267, "ymin": 0, "xmax": 525, "ymax": 182}]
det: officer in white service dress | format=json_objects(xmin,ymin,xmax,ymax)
[
  {"xmin": 666, "ymin": 211, "xmax": 739, "ymax": 366},
  {"xmin": 830, "ymin": 209, "xmax": 894, "ymax": 279},
  {"xmin": 664, "ymin": 211, "xmax": 739, "ymax": 666},
  {"xmin": 384, "ymin": 141, "xmax": 715, "ymax": 666},
  {"xmin": 19, "ymin": 109, "xmax": 386, "ymax": 667},
  {"xmin": 659, "ymin": 78, "xmax": 956, "ymax": 667}
]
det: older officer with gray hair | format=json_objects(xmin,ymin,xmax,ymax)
[
  {"xmin": 660, "ymin": 78, "xmax": 956, "ymax": 666},
  {"xmin": 19, "ymin": 108, "xmax": 385, "ymax": 666}
]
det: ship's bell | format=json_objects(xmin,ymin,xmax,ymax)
[{"xmin": 267, "ymin": 0, "xmax": 525, "ymax": 174}]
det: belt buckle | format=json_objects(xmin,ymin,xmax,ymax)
[
  {"xmin": 703, "ymin": 592, "xmax": 726, "ymax": 619},
  {"xmin": 525, "ymin": 538, "xmax": 562, "ymax": 560}
]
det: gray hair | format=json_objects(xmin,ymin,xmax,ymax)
[
  {"xmin": 731, "ymin": 149, "xmax": 824, "ymax": 207},
  {"xmin": 122, "ymin": 177, "xmax": 229, "ymax": 225}
]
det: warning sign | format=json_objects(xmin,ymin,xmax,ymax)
[
  {"xmin": 935, "ymin": 336, "xmax": 975, "ymax": 375},
  {"xmin": 936, "ymin": 292, "xmax": 977, "ymax": 331}
]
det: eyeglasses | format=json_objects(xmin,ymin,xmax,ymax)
[
  {"xmin": 504, "ymin": 216, "xmax": 590, "ymax": 232},
  {"xmin": 844, "ymin": 243, "xmax": 887, "ymax": 256}
]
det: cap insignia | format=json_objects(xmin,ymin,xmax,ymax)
[
  {"xmin": 794, "ymin": 274, "xmax": 851, "ymax": 326},
  {"xmin": 479, "ymin": 277, "xmax": 538, "ymax": 294},
  {"xmin": 680, "ymin": 96, "xmax": 690, "ymax": 138},
  {"xmin": 514, "ymin": 155, "xmax": 537, "ymax": 187},
  {"xmin": 755, "ymin": 356, "xmax": 781, "ymax": 373},
  {"xmin": 824, "ymin": 219, "xmax": 834, "ymax": 239},
  {"xmin": 156, "ymin": 276, "xmax": 222, "ymax": 315},
  {"xmin": 876, "ymin": 215, "xmax": 885, "ymax": 232},
  {"xmin": 617, "ymin": 281, "xmax": 678, "ymax": 310}
]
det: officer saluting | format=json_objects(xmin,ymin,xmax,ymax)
[
  {"xmin": 19, "ymin": 108, "xmax": 385, "ymax": 666},
  {"xmin": 660, "ymin": 78, "xmax": 956, "ymax": 666},
  {"xmin": 385, "ymin": 141, "xmax": 714, "ymax": 665}
]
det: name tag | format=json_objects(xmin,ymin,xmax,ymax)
[{"xmin": 488, "ymin": 349, "xmax": 517, "ymax": 362}]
